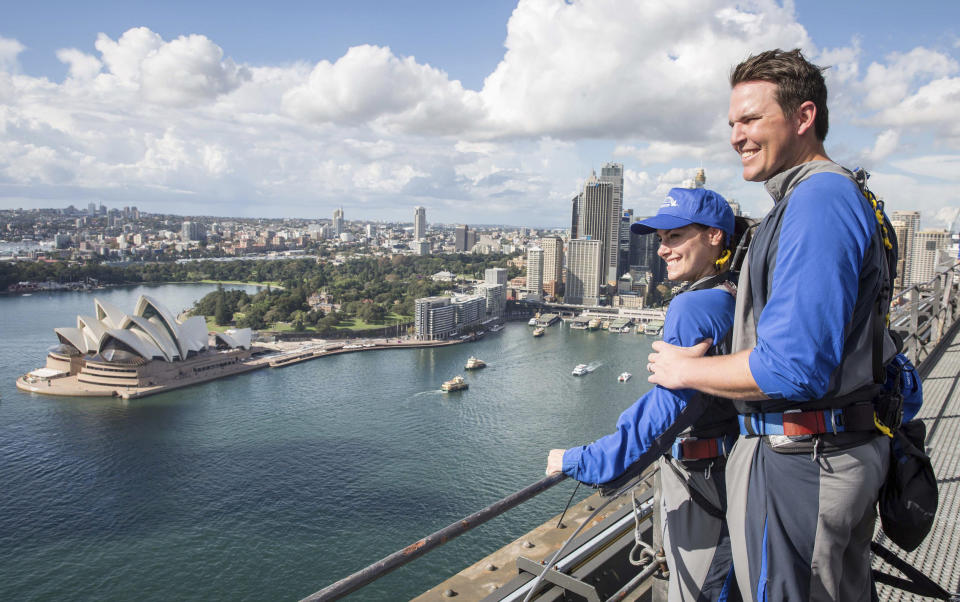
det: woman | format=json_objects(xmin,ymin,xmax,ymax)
[{"xmin": 546, "ymin": 187, "xmax": 743, "ymax": 601}]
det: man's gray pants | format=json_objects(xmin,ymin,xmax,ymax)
[
  {"xmin": 659, "ymin": 456, "xmax": 739, "ymax": 601},
  {"xmin": 725, "ymin": 435, "xmax": 889, "ymax": 601}
]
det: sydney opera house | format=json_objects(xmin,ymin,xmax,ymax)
[{"xmin": 17, "ymin": 295, "xmax": 261, "ymax": 399}]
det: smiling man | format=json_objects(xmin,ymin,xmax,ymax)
[{"xmin": 647, "ymin": 49, "xmax": 897, "ymax": 601}]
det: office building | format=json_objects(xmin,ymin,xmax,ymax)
[
  {"xmin": 333, "ymin": 208, "xmax": 344, "ymax": 236},
  {"xmin": 477, "ymin": 283, "xmax": 506, "ymax": 318},
  {"xmin": 566, "ymin": 238, "xmax": 603, "ymax": 306},
  {"xmin": 599, "ymin": 162, "xmax": 624, "ymax": 284},
  {"xmin": 540, "ymin": 236, "xmax": 564, "ymax": 296},
  {"xmin": 892, "ymin": 210, "xmax": 920, "ymax": 287},
  {"xmin": 526, "ymin": 246, "xmax": 544, "ymax": 298},
  {"xmin": 485, "ymin": 267, "xmax": 508, "ymax": 285},
  {"xmin": 455, "ymin": 225, "xmax": 470, "ymax": 252},
  {"xmin": 414, "ymin": 206, "xmax": 427, "ymax": 239},
  {"xmin": 575, "ymin": 173, "xmax": 614, "ymax": 286},
  {"xmin": 912, "ymin": 230, "xmax": 952, "ymax": 285},
  {"xmin": 619, "ymin": 210, "xmax": 633, "ymax": 279},
  {"xmin": 181, "ymin": 221, "xmax": 205, "ymax": 242}
]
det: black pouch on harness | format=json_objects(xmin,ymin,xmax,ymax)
[{"xmin": 878, "ymin": 419, "xmax": 938, "ymax": 552}]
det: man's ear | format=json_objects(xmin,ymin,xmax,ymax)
[{"xmin": 796, "ymin": 100, "xmax": 817, "ymax": 136}]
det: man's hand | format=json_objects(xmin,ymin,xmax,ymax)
[
  {"xmin": 546, "ymin": 449, "xmax": 565, "ymax": 475},
  {"xmin": 647, "ymin": 339, "xmax": 712, "ymax": 389}
]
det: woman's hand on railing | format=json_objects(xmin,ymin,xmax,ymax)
[{"xmin": 546, "ymin": 449, "xmax": 565, "ymax": 475}]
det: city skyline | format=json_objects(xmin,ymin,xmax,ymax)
[{"xmin": 2, "ymin": 1, "xmax": 960, "ymax": 228}]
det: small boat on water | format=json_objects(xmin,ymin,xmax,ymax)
[
  {"xmin": 618, "ymin": 372, "xmax": 632, "ymax": 382},
  {"xmin": 528, "ymin": 317, "xmax": 538, "ymax": 326},
  {"xmin": 464, "ymin": 356, "xmax": 486, "ymax": 370},
  {"xmin": 441, "ymin": 375, "xmax": 469, "ymax": 391},
  {"xmin": 489, "ymin": 324, "xmax": 504, "ymax": 332},
  {"xmin": 532, "ymin": 327, "xmax": 545, "ymax": 337},
  {"xmin": 572, "ymin": 364, "xmax": 589, "ymax": 376}
]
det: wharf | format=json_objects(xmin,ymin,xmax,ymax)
[{"xmin": 262, "ymin": 337, "xmax": 469, "ymax": 369}]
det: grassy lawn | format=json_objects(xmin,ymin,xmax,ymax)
[
  {"xmin": 333, "ymin": 312, "xmax": 411, "ymax": 331},
  {"xmin": 203, "ymin": 312, "xmax": 412, "ymax": 334},
  {"xmin": 204, "ymin": 316, "xmax": 234, "ymax": 333}
]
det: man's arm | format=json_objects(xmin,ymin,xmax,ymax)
[{"xmin": 648, "ymin": 341, "xmax": 767, "ymax": 401}]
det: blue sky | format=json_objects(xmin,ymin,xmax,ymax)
[{"xmin": 2, "ymin": 0, "xmax": 959, "ymax": 228}]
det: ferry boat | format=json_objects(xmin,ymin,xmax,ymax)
[
  {"xmin": 572, "ymin": 364, "xmax": 589, "ymax": 376},
  {"xmin": 618, "ymin": 372, "xmax": 632, "ymax": 382},
  {"xmin": 441, "ymin": 375, "xmax": 469, "ymax": 391},
  {"xmin": 587, "ymin": 319, "xmax": 601, "ymax": 330},
  {"xmin": 532, "ymin": 327, "xmax": 545, "ymax": 337},
  {"xmin": 464, "ymin": 356, "xmax": 486, "ymax": 370}
]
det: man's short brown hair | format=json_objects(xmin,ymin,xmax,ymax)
[{"xmin": 730, "ymin": 49, "xmax": 829, "ymax": 141}]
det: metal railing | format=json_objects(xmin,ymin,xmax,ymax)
[
  {"xmin": 301, "ymin": 259, "xmax": 960, "ymax": 602},
  {"xmin": 301, "ymin": 474, "xmax": 568, "ymax": 601},
  {"xmin": 891, "ymin": 261, "xmax": 960, "ymax": 371}
]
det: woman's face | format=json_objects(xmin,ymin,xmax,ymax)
[{"xmin": 656, "ymin": 225, "xmax": 724, "ymax": 282}]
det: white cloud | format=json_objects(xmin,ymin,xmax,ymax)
[
  {"xmin": 614, "ymin": 141, "xmax": 711, "ymax": 166},
  {"xmin": 480, "ymin": 0, "xmax": 812, "ymax": 140},
  {"xmin": 891, "ymin": 155, "xmax": 960, "ymax": 181},
  {"xmin": 56, "ymin": 48, "xmax": 102, "ymax": 80},
  {"xmin": 0, "ymin": 36, "xmax": 25, "ymax": 73},
  {"xmin": 2, "ymin": 6, "xmax": 959, "ymax": 225},
  {"xmin": 282, "ymin": 44, "xmax": 484, "ymax": 134},
  {"xmin": 140, "ymin": 34, "xmax": 248, "ymax": 106},
  {"xmin": 89, "ymin": 28, "xmax": 247, "ymax": 106},
  {"xmin": 863, "ymin": 129, "xmax": 900, "ymax": 164},
  {"xmin": 860, "ymin": 47, "xmax": 958, "ymax": 110},
  {"xmin": 870, "ymin": 77, "xmax": 960, "ymax": 145}
]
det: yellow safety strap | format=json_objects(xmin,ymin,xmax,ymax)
[
  {"xmin": 865, "ymin": 186, "xmax": 893, "ymax": 328},
  {"xmin": 874, "ymin": 413, "xmax": 895, "ymax": 438},
  {"xmin": 715, "ymin": 249, "xmax": 732, "ymax": 270}
]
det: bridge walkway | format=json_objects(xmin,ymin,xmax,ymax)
[{"xmin": 875, "ymin": 320, "xmax": 960, "ymax": 600}]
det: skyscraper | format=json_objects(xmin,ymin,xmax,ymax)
[
  {"xmin": 540, "ymin": 236, "xmax": 564, "ymax": 296},
  {"xmin": 566, "ymin": 239, "xmax": 603, "ymax": 306},
  {"xmin": 570, "ymin": 194, "xmax": 580, "ymax": 239},
  {"xmin": 414, "ymin": 206, "xmax": 427, "ymax": 239},
  {"xmin": 618, "ymin": 210, "xmax": 633, "ymax": 279},
  {"xmin": 526, "ymin": 246, "xmax": 544, "ymax": 297},
  {"xmin": 454, "ymin": 225, "xmax": 468, "ymax": 252},
  {"xmin": 333, "ymin": 208, "xmax": 344, "ymax": 236},
  {"xmin": 599, "ymin": 162, "xmax": 624, "ymax": 284},
  {"xmin": 912, "ymin": 230, "xmax": 952, "ymax": 285},
  {"xmin": 892, "ymin": 210, "xmax": 920, "ymax": 287},
  {"xmin": 576, "ymin": 172, "xmax": 614, "ymax": 287}
]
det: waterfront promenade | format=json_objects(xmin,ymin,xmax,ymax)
[{"xmin": 17, "ymin": 333, "xmax": 480, "ymax": 400}]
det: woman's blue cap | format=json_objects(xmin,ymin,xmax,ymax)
[{"xmin": 630, "ymin": 188, "xmax": 734, "ymax": 236}]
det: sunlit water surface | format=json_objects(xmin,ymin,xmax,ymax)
[{"xmin": 0, "ymin": 284, "xmax": 656, "ymax": 600}]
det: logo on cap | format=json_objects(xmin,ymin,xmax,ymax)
[{"xmin": 661, "ymin": 196, "xmax": 678, "ymax": 208}]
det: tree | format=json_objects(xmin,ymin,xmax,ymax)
[{"xmin": 214, "ymin": 293, "xmax": 230, "ymax": 326}]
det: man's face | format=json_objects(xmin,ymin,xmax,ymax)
[{"xmin": 728, "ymin": 80, "xmax": 800, "ymax": 182}]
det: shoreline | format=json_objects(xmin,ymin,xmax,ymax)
[{"xmin": 17, "ymin": 333, "xmax": 486, "ymax": 400}]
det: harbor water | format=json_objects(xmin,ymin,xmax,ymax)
[{"xmin": 0, "ymin": 284, "xmax": 658, "ymax": 601}]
